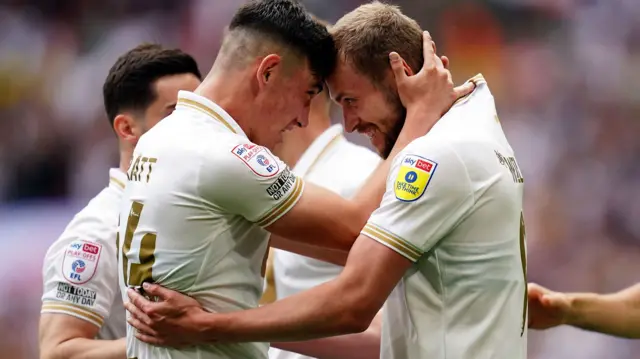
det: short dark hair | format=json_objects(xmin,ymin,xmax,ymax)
[
  {"xmin": 229, "ymin": 0, "xmax": 336, "ymax": 80},
  {"xmin": 102, "ymin": 43, "xmax": 201, "ymax": 126}
]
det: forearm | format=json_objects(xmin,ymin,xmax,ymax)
[
  {"xmin": 43, "ymin": 337, "xmax": 126, "ymax": 359},
  {"xmin": 273, "ymin": 311, "xmax": 381, "ymax": 359},
  {"xmin": 198, "ymin": 277, "xmax": 369, "ymax": 343},
  {"xmin": 271, "ymin": 235, "xmax": 348, "ymax": 266},
  {"xmin": 567, "ymin": 284, "xmax": 640, "ymax": 338}
]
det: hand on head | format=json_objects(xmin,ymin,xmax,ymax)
[{"xmin": 389, "ymin": 31, "xmax": 474, "ymax": 122}]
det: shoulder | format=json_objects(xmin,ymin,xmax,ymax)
[
  {"xmin": 44, "ymin": 188, "xmax": 119, "ymax": 263},
  {"xmin": 202, "ymin": 138, "xmax": 283, "ymax": 179}
]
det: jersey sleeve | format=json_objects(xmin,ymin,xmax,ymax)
[
  {"xmin": 41, "ymin": 233, "xmax": 119, "ymax": 329},
  {"xmin": 362, "ymin": 141, "xmax": 474, "ymax": 262},
  {"xmin": 199, "ymin": 142, "xmax": 304, "ymax": 227}
]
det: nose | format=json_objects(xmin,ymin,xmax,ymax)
[
  {"xmin": 342, "ymin": 108, "xmax": 358, "ymax": 133},
  {"xmin": 298, "ymin": 106, "xmax": 311, "ymax": 128}
]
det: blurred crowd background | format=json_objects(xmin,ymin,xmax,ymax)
[{"xmin": 1, "ymin": 0, "xmax": 639, "ymax": 358}]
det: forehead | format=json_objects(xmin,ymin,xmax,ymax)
[
  {"xmin": 152, "ymin": 73, "xmax": 200, "ymax": 100},
  {"xmin": 327, "ymin": 59, "xmax": 376, "ymax": 99},
  {"xmin": 287, "ymin": 57, "xmax": 321, "ymax": 86}
]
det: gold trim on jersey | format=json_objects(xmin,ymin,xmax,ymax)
[
  {"xmin": 260, "ymin": 132, "xmax": 342, "ymax": 304},
  {"xmin": 110, "ymin": 176, "xmax": 125, "ymax": 190},
  {"xmin": 41, "ymin": 301, "xmax": 104, "ymax": 327},
  {"xmin": 361, "ymin": 223, "xmax": 422, "ymax": 262},
  {"xmin": 303, "ymin": 133, "xmax": 343, "ymax": 176},
  {"xmin": 452, "ymin": 73, "xmax": 486, "ymax": 107},
  {"xmin": 256, "ymin": 177, "xmax": 304, "ymax": 227},
  {"xmin": 177, "ymin": 98, "xmax": 237, "ymax": 134}
]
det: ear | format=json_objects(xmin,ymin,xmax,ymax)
[
  {"xmin": 402, "ymin": 58, "xmax": 415, "ymax": 76},
  {"xmin": 256, "ymin": 54, "xmax": 282, "ymax": 89},
  {"xmin": 113, "ymin": 114, "xmax": 142, "ymax": 144}
]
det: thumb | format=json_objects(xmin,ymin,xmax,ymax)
[
  {"xmin": 142, "ymin": 282, "xmax": 170, "ymax": 300},
  {"xmin": 452, "ymin": 81, "xmax": 475, "ymax": 100},
  {"xmin": 389, "ymin": 52, "xmax": 407, "ymax": 81}
]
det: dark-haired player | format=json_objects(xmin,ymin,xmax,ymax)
[
  {"xmin": 38, "ymin": 44, "xmax": 201, "ymax": 359},
  {"xmin": 118, "ymin": 0, "xmax": 470, "ymax": 358}
]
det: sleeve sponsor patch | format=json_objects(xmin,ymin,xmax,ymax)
[
  {"xmin": 55, "ymin": 282, "xmax": 97, "ymax": 307},
  {"xmin": 62, "ymin": 240, "xmax": 102, "ymax": 284},
  {"xmin": 265, "ymin": 168, "xmax": 296, "ymax": 200},
  {"xmin": 394, "ymin": 155, "xmax": 438, "ymax": 202},
  {"xmin": 231, "ymin": 143, "xmax": 280, "ymax": 178}
]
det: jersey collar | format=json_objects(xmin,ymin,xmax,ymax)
[
  {"xmin": 109, "ymin": 168, "xmax": 127, "ymax": 193},
  {"xmin": 293, "ymin": 124, "xmax": 344, "ymax": 177},
  {"xmin": 176, "ymin": 91, "xmax": 247, "ymax": 137}
]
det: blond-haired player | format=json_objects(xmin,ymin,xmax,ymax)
[
  {"xmin": 125, "ymin": 3, "xmax": 526, "ymax": 359},
  {"xmin": 38, "ymin": 44, "xmax": 201, "ymax": 359}
]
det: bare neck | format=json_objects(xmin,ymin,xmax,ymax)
[
  {"xmin": 119, "ymin": 144, "xmax": 133, "ymax": 173},
  {"xmin": 194, "ymin": 68, "xmax": 254, "ymax": 138}
]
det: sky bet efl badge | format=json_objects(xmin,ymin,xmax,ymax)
[
  {"xmin": 394, "ymin": 155, "xmax": 438, "ymax": 202},
  {"xmin": 62, "ymin": 240, "xmax": 102, "ymax": 284}
]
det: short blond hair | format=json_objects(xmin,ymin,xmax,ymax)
[{"xmin": 331, "ymin": 1, "xmax": 423, "ymax": 85}]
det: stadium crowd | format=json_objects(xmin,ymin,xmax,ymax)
[{"xmin": 0, "ymin": 0, "xmax": 638, "ymax": 358}]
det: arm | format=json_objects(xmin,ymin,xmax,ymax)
[
  {"xmin": 272, "ymin": 310, "xmax": 382, "ymax": 359},
  {"xmin": 39, "ymin": 314, "xmax": 125, "ymax": 359},
  {"xmin": 193, "ymin": 236, "xmax": 408, "ymax": 342},
  {"xmin": 125, "ymin": 135, "xmax": 474, "ymax": 347},
  {"xmin": 528, "ymin": 282, "xmax": 640, "ymax": 338},
  {"xmin": 40, "ymin": 228, "xmax": 122, "ymax": 358},
  {"xmin": 270, "ymin": 234, "xmax": 348, "ymax": 266}
]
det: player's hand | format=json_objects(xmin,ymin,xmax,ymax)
[
  {"xmin": 527, "ymin": 282, "xmax": 572, "ymax": 330},
  {"xmin": 389, "ymin": 31, "xmax": 474, "ymax": 121},
  {"xmin": 125, "ymin": 283, "xmax": 208, "ymax": 347}
]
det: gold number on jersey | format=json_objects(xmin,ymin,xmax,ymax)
[
  {"xmin": 519, "ymin": 211, "xmax": 528, "ymax": 336},
  {"xmin": 121, "ymin": 201, "xmax": 157, "ymax": 287}
]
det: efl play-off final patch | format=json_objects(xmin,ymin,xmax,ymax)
[
  {"xmin": 62, "ymin": 240, "xmax": 102, "ymax": 285},
  {"xmin": 394, "ymin": 155, "xmax": 438, "ymax": 202},
  {"xmin": 231, "ymin": 143, "xmax": 280, "ymax": 178}
]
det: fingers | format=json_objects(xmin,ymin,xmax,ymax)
[
  {"xmin": 127, "ymin": 288, "xmax": 153, "ymax": 312},
  {"xmin": 452, "ymin": 81, "xmax": 475, "ymax": 100},
  {"xmin": 135, "ymin": 332, "xmax": 165, "ymax": 346},
  {"xmin": 441, "ymin": 55, "xmax": 450, "ymax": 69},
  {"xmin": 124, "ymin": 300, "xmax": 153, "ymax": 326},
  {"xmin": 421, "ymin": 31, "xmax": 444, "ymax": 71},
  {"xmin": 389, "ymin": 52, "xmax": 407, "ymax": 81},
  {"xmin": 142, "ymin": 282, "xmax": 170, "ymax": 300},
  {"xmin": 421, "ymin": 31, "xmax": 435, "ymax": 66},
  {"xmin": 127, "ymin": 314, "xmax": 158, "ymax": 337}
]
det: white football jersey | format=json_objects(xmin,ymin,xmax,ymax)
[
  {"xmin": 41, "ymin": 169, "xmax": 127, "ymax": 340},
  {"xmin": 118, "ymin": 91, "xmax": 304, "ymax": 359},
  {"xmin": 362, "ymin": 75, "xmax": 528, "ymax": 359},
  {"xmin": 268, "ymin": 125, "xmax": 380, "ymax": 359}
]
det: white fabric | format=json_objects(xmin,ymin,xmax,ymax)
[
  {"xmin": 41, "ymin": 168, "xmax": 127, "ymax": 340},
  {"xmin": 364, "ymin": 76, "xmax": 528, "ymax": 359},
  {"xmin": 118, "ymin": 91, "xmax": 303, "ymax": 359},
  {"xmin": 269, "ymin": 124, "xmax": 380, "ymax": 359}
]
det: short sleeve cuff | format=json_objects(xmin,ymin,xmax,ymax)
[
  {"xmin": 41, "ymin": 300, "xmax": 104, "ymax": 328},
  {"xmin": 255, "ymin": 177, "xmax": 305, "ymax": 227},
  {"xmin": 361, "ymin": 222, "xmax": 423, "ymax": 262}
]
